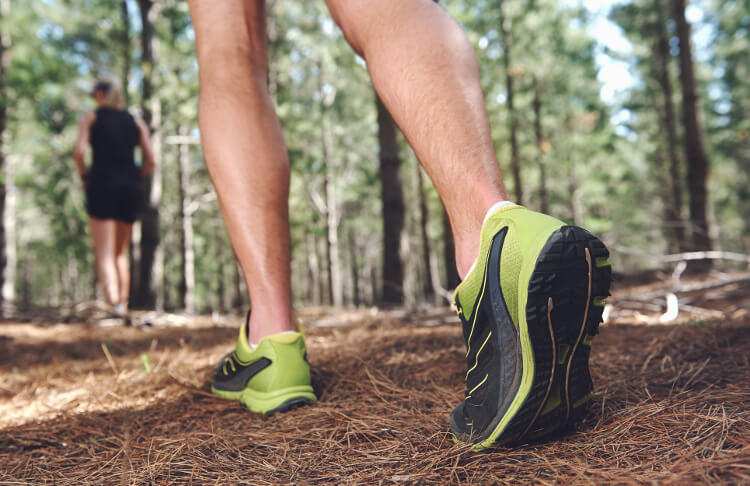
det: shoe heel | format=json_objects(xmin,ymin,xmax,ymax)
[
  {"xmin": 240, "ymin": 385, "xmax": 316, "ymax": 415},
  {"xmin": 513, "ymin": 225, "xmax": 611, "ymax": 442}
]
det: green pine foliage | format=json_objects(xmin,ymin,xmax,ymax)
[{"xmin": 1, "ymin": 0, "xmax": 746, "ymax": 310}]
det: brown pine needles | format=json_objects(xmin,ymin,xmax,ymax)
[{"xmin": 1, "ymin": 287, "xmax": 749, "ymax": 484}]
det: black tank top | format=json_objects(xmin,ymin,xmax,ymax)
[{"xmin": 89, "ymin": 107, "xmax": 140, "ymax": 180}]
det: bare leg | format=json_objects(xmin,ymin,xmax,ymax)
[
  {"xmin": 89, "ymin": 218, "xmax": 119, "ymax": 306},
  {"xmin": 326, "ymin": 0, "xmax": 508, "ymax": 277},
  {"xmin": 114, "ymin": 222, "xmax": 133, "ymax": 308},
  {"xmin": 188, "ymin": 0, "xmax": 293, "ymax": 342}
]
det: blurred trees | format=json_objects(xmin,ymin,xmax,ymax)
[
  {"xmin": 132, "ymin": 0, "xmax": 161, "ymax": 308},
  {"xmin": 0, "ymin": 0, "xmax": 10, "ymax": 312},
  {"xmin": 672, "ymin": 0, "xmax": 712, "ymax": 255},
  {"xmin": 0, "ymin": 0, "xmax": 746, "ymax": 312}
]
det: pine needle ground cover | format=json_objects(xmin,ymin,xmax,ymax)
[{"xmin": 1, "ymin": 279, "xmax": 749, "ymax": 484}]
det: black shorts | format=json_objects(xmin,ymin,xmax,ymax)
[{"xmin": 85, "ymin": 176, "xmax": 143, "ymax": 224}]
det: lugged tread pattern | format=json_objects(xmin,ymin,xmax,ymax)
[{"xmin": 498, "ymin": 226, "xmax": 611, "ymax": 445}]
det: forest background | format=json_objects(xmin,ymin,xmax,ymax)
[{"xmin": 0, "ymin": 0, "xmax": 746, "ymax": 314}]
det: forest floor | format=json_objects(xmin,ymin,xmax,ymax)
[{"xmin": 1, "ymin": 273, "xmax": 749, "ymax": 484}]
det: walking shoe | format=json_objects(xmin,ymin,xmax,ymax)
[
  {"xmin": 211, "ymin": 318, "xmax": 316, "ymax": 415},
  {"xmin": 450, "ymin": 203, "xmax": 611, "ymax": 450}
]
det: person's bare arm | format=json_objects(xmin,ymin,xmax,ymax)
[
  {"xmin": 73, "ymin": 112, "xmax": 94, "ymax": 180},
  {"xmin": 136, "ymin": 117, "xmax": 156, "ymax": 177}
]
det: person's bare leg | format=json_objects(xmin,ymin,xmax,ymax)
[
  {"xmin": 114, "ymin": 222, "xmax": 133, "ymax": 308},
  {"xmin": 188, "ymin": 0, "xmax": 293, "ymax": 343},
  {"xmin": 326, "ymin": 0, "xmax": 508, "ymax": 277},
  {"xmin": 89, "ymin": 218, "xmax": 119, "ymax": 306}
]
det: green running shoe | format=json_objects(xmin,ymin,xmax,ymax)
[
  {"xmin": 450, "ymin": 203, "xmax": 611, "ymax": 450},
  {"xmin": 211, "ymin": 319, "xmax": 316, "ymax": 415}
]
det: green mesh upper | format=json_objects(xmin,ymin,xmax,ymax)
[
  {"xmin": 454, "ymin": 204, "xmax": 565, "ymax": 328},
  {"xmin": 234, "ymin": 325, "xmax": 311, "ymax": 393}
]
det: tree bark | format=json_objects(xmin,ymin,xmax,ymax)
[
  {"xmin": 176, "ymin": 131, "xmax": 195, "ymax": 313},
  {"xmin": 0, "ymin": 0, "xmax": 9, "ymax": 314},
  {"xmin": 320, "ymin": 173, "xmax": 334, "ymax": 306},
  {"xmin": 416, "ymin": 164, "xmax": 434, "ymax": 300},
  {"xmin": 305, "ymin": 234, "xmax": 320, "ymax": 305},
  {"xmin": 2, "ymin": 149, "xmax": 15, "ymax": 314},
  {"xmin": 347, "ymin": 229, "xmax": 360, "ymax": 307},
  {"xmin": 499, "ymin": 1, "xmax": 523, "ymax": 204},
  {"xmin": 672, "ymin": 0, "xmax": 712, "ymax": 255},
  {"xmin": 442, "ymin": 207, "xmax": 460, "ymax": 290},
  {"xmin": 653, "ymin": 0, "xmax": 686, "ymax": 252},
  {"xmin": 322, "ymin": 141, "xmax": 342, "ymax": 306},
  {"xmin": 532, "ymin": 78, "xmax": 549, "ymax": 213},
  {"xmin": 133, "ymin": 0, "xmax": 162, "ymax": 309},
  {"xmin": 317, "ymin": 62, "xmax": 342, "ymax": 306},
  {"xmin": 376, "ymin": 94, "xmax": 405, "ymax": 305}
]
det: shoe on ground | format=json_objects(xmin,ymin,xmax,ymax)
[
  {"xmin": 211, "ymin": 319, "xmax": 316, "ymax": 415},
  {"xmin": 450, "ymin": 203, "xmax": 612, "ymax": 450}
]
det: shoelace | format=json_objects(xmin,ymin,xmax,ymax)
[{"xmin": 221, "ymin": 354, "xmax": 238, "ymax": 376}]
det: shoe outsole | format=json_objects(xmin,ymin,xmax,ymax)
[
  {"xmin": 264, "ymin": 397, "xmax": 315, "ymax": 415},
  {"xmin": 212, "ymin": 386, "xmax": 316, "ymax": 416},
  {"xmin": 486, "ymin": 225, "xmax": 611, "ymax": 447}
]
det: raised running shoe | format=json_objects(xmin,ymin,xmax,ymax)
[{"xmin": 450, "ymin": 204, "xmax": 611, "ymax": 449}]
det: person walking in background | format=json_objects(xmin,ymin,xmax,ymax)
[
  {"xmin": 73, "ymin": 79, "xmax": 156, "ymax": 323},
  {"xmin": 189, "ymin": 0, "xmax": 611, "ymax": 449}
]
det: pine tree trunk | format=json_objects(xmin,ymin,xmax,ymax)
[
  {"xmin": 2, "ymin": 149, "xmax": 15, "ymax": 314},
  {"xmin": 324, "ymin": 158, "xmax": 342, "ymax": 306},
  {"xmin": 120, "ymin": 0, "xmax": 131, "ymax": 105},
  {"xmin": 442, "ymin": 207, "xmax": 460, "ymax": 290},
  {"xmin": 0, "ymin": 0, "xmax": 10, "ymax": 315},
  {"xmin": 305, "ymin": 234, "xmax": 319, "ymax": 305},
  {"xmin": 416, "ymin": 165, "xmax": 434, "ymax": 300},
  {"xmin": 321, "ymin": 174, "xmax": 334, "ymax": 306},
  {"xmin": 376, "ymin": 95, "xmax": 405, "ymax": 305},
  {"xmin": 499, "ymin": 1, "xmax": 523, "ymax": 204},
  {"xmin": 122, "ymin": 0, "xmax": 139, "ymax": 304},
  {"xmin": 317, "ymin": 67, "xmax": 342, "ymax": 307},
  {"xmin": 133, "ymin": 0, "xmax": 162, "ymax": 309},
  {"xmin": 176, "ymin": 133, "xmax": 195, "ymax": 314},
  {"xmin": 672, "ymin": 0, "xmax": 712, "ymax": 256},
  {"xmin": 316, "ymin": 235, "xmax": 327, "ymax": 305},
  {"xmin": 347, "ymin": 229, "xmax": 360, "ymax": 307},
  {"xmin": 653, "ymin": 0, "xmax": 686, "ymax": 252},
  {"xmin": 532, "ymin": 78, "xmax": 549, "ymax": 213}
]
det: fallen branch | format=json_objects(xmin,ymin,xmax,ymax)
[{"xmin": 661, "ymin": 251, "xmax": 750, "ymax": 264}]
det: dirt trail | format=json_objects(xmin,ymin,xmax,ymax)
[{"xmin": 1, "ymin": 282, "xmax": 749, "ymax": 484}]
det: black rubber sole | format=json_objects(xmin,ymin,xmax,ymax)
[
  {"xmin": 496, "ymin": 226, "xmax": 611, "ymax": 445},
  {"xmin": 263, "ymin": 397, "xmax": 314, "ymax": 416}
]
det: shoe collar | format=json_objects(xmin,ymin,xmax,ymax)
[
  {"xmin": 452, "ymin": 202, "xmax": 522, "ymax": 304},
  {"xmin": 236, "ymin": 312, "xmax": 303, "ymax": 362}
]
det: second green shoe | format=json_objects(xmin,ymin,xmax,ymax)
[
  {"xmin": 211, "ymin": 319, "xmax": 316, "ymax": 415},
  {"xmin": 450, "ymin": 203, "xmax": 612, "ymax": 450}
]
